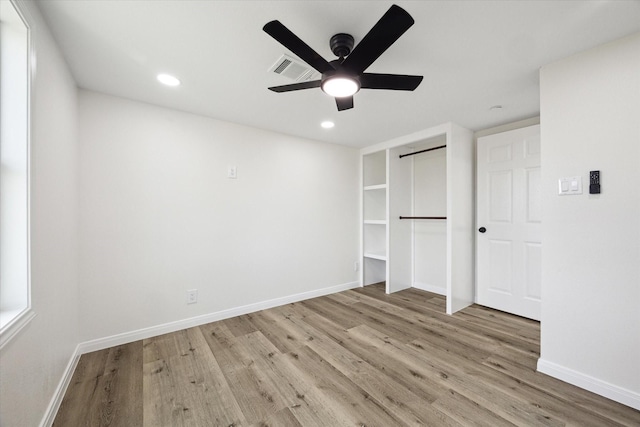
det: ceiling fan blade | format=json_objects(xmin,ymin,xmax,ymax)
[
  {"xmin": 336, "ymin": 96, "xmax": 354, "ymax": 111},
  {"xmin": 263, "ymin": 20, "xmax": 335, "ymax": 74},
  {"xmin": 341, "ymin": 5, "xmax": 414, "ymax": 75},
  {"xmin": 360, "ymin": 73, "xmax": 423, "ymax": 90},
  {"xmin": 268, "ymin": 80, "xmax": 321, "ymax": 93}
]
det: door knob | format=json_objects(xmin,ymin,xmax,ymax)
[{"xmin": 478, "ymin": 227, "xmax": 487, "ymax": 233}]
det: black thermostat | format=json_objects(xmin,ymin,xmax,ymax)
[{"xmin": 589, "ymin": 170, "xmax": 600, "ymax": 194}]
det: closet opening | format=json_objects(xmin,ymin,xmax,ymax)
[{"xmin": 360, "ymin": 123, "xmax": 474, "ymax": 315}]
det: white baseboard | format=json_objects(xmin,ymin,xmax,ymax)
[
  {"xmin": 78, "ymin": 281, "xmax": 359, "ymax": 355},
  {"xmin": 39, "ymin": 344, "xmax": 81, "ymax": 427},
  {"xmin": 537, "ymin": 358, "xmax": 640, "ymax": 411},
  {"xmin": 412, "ymin": 281, "xmax": 446, "ymax": 296}
]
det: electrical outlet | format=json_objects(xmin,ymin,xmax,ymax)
[
  {"xmin": 186, "ymin": 289, "xmax": 198, "ymax": 304},
  {"xmin": 227, "ymin": 165, "xmax": 237, "ymax": 179},
  {"xmin": 354, "ymin": 261, "xmax": 359, "ymax": 272}
]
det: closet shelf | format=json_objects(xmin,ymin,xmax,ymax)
[
  {"xmin": 364, "ymin": 220, "xmax": 387, "ymax": 225},
  {"xmin": 363, "ymin": 252, "xmax": 387, "ymax": 261},
  {"xmin": 364, "ymin": 184, "xmax": 387, "ymax": 191}
]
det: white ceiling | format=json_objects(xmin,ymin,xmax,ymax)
[{"xmin": 37, "ymin": 0, "xmax": 640, "ymax": 148}]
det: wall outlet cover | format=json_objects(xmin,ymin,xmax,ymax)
[{"xmin": 186, "ymin": 289, "xmax": 198, "ymax": 304}]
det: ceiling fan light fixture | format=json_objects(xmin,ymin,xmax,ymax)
[
  {"xmin": 263, "ymin": 4, "xmax": 421, "ymax": 110},
  {"xmin": 321, "ymin": 76, "xmax": 360, "ymax": 98}
]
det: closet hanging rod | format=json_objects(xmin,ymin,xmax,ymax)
[
  {"xmin": 399, "ymin": 144, "xmax": 446, "ymax": 159},
  {"xmin": 399, "ymin": 216, "xmax": 447, "ymax": 220}
]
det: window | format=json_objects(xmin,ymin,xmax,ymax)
[{"xmin": 0, "ymin": 0, "xmax": 34, "ymax": 348}]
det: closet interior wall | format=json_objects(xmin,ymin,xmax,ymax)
[{"xmin": 411, "ymin": 138, "xmax": 447, "ymax": 295}]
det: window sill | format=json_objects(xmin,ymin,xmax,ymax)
[{"xmin": 0, "ymin": 307, "xmax": 36, "ymax": 350}]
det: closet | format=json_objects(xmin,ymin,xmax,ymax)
[{"xmin": 361, "ymin": 122, "xmax": 474, "ymax": 315}]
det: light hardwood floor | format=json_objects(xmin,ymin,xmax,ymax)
[{"xmin": 54, "ymin": 283, "xmax": 640, "ymax": 426}]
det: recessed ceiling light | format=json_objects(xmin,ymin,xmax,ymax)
[
  {"xmin": 321, "ymin": 121, "xmax": 335, "ymax": 129},
  {"xmin": 157, "ymin": 73, "xmax": 181, "ymax": 86}
]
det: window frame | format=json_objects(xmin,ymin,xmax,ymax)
[{"xmin": 0, "ymin": 0, "xmax": 36, "ymax": 349}]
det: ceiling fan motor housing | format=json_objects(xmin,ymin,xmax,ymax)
[{"xmin": 330, "ymin": 33, "xmax": 355, "ymax": 58}]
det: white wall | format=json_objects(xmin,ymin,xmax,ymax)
[
  {"xmin": 78, "ymin": 91, "xmax": 359, "ymax": 342},
  {"xmin": 413, "ymin": 145, "xmax": 447, "ymax": 294},
  {"xmin": 0, "ymin": 1, "xmax": 80, "ymax": 426},
  {"xmin": 538, "ymin": 32, "xmax": 640, "ymax": 409}
]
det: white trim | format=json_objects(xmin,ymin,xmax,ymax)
[
  {"xmin": 412, "ymin": 282, "xmax": 446, "ymax": 296},
  {"xmin": 537, "ymin": 358, "xmax": 640, "ymax": 411},
  {"xmin": 0, "ymin": 0, "xmax": 35, "ymax": 352},
  {"xmin": 39, "ymin": 345, "xmax": 82, "ymax": 427},
  {"xmin": 0, "ymin": 308, "xmax": 36, "ymax": 349},
  {"xmin": 361, "ymin": 122, "xmax": 453, "ymax": 155},
  {"xmin": 359, "ymin": 152, "xmax": 364, "ymax": 287},
  {"xmin": 78, "ymin": 281, "xmax": 359, "ymax": 354}
]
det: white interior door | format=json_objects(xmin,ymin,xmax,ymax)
[{"xmin": 476, "ymin": 125, "xmax": 541, "ymax": 320}]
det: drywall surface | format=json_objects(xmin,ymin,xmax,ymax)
[
  {"xmin": 539, "ymin": 32, "xmax": 640, "ymax": 407},
  {"xmin": 0, "ymin": 1, "xmax": 80, "ymax": 426},
  {"xmin": 413, "ymin": 146, "xmax": 447, "ymax": 293},
  {"xmin": 78, "ymin": 91, "xmax": 359, "ymax": 342}
]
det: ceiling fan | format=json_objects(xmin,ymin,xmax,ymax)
[{"xmin": 263, "ymin": 4, "xmax": 423, "ymax": 111}]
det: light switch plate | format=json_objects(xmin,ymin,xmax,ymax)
[{"xmin": 558, "ymin": 176, "xmax": 582, "ymax": 195}]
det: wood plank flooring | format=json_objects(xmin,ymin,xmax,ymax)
[{"xmin": 53, "ymin": 283, "xmax": 640, "ymax": 426}]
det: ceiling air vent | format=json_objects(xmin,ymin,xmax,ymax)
[{"xmin": 269, "ymin": 54, "xmax": 319, "ymax": 82}]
